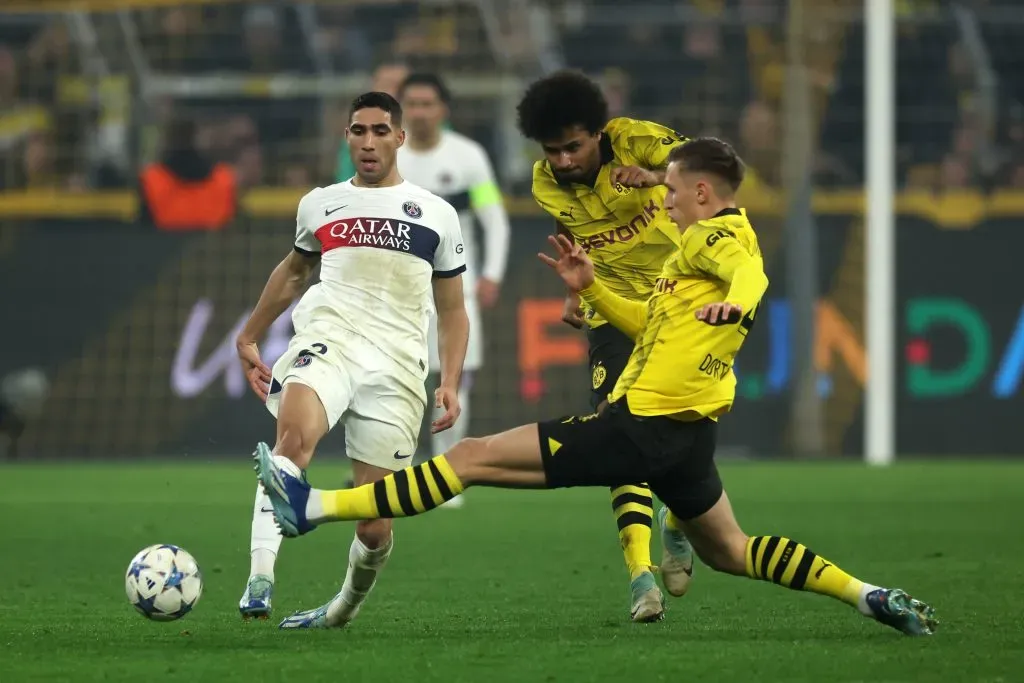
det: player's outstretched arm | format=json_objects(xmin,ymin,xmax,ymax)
[
  {"xmin": 432, "ymin": 274, "xmax": 469, "ymax": 433},
  {"xmin": 579, "ymin": 280, "xmax": 647, "ymax": 340},
  {"xmin": 539, "ymin": 235, "xmax": 647, "ymax": 339},
  {"xmin": 236, "ymin": 250, "xmax": 320, "ymax": 399},
  {"xmin": 553, "ymin": 222, "xmax": 585, "ymax": 329}
]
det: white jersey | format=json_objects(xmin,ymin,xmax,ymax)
[
  {"xmin": 291, "ymin": 179, "xmax": 465, "ymax": 372},
  {"xmin": 398, "ymin": 130, "xmax": 508, "ymax": 289}
]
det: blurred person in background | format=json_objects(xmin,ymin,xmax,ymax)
[
  {"xmin": 396, "ymin": 73, "xmax": 511, "ymax": 509},
  {"xmin": 19, "ymin": 131, "xmax": 59, "ymax": 189},
  {"xmin": 0, "ymin": 44, "xmax": 54, "ymax": 191},
  {"xmin": 138, "ymin": 116, "xmax": 238, "ymax": 231},
  {"xmin": 0, "ymin": 368, "xmax": 49, "ymax": 460}
]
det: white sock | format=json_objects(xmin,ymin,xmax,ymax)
[
  {"xmin": 325, "ymin": 534, "xmax": 393, "ymax": 626},
  {"xmin": 271, "ymin": 455, "xmax": 326, "ymax": 522},
  {"xmin": 856, "ymin": 582, "xmax": 884, "ymax": 616},
  {"xmin": 249, "ymin": 483, "xmax": 282, "ymax": 581}
]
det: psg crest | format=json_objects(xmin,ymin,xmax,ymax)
[
  {"xmin": 402, "ymin": 201, "xmax": 423, "ymax": 219},
  {"xmin": 293, "ymin": 354, "xmax": 312, "ymax": 368}
]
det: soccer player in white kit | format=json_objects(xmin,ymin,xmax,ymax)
[
  {"xmin": 396, "ymin": 74, "xmax": 510, "ymax": 507},
  {"xmin": 235, "ymin": 91, "xmax": 469, "ymax": 628}
]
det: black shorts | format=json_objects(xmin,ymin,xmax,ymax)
[
  {"xmin": 586, "ymin": 323, "xmax": 634, "ymax": 410},
  {"xmin": 537, "ymin": 401, "xmax": 723, "ymax": 520}
]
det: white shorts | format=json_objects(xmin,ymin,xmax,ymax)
[
  {"xmin": 427, "ymin": 295, "xmax": 482, "ymax": 373},
  {"xmin": 266, "ymin": 332, "xmax": 427, "ymax": 472}
]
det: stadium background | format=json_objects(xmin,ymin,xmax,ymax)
[{"xmin": 1, "ymin": 0, "xmax": 1022, "ymax": 460}]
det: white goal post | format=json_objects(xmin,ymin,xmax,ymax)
[{"xmin": 865, "ymin": 0, "xmax": 896, "ymax": 466}]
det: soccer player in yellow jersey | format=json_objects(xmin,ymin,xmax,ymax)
[
  {"xmin": 517, "ymin": 70, "xmax": 692, "ymax": 621},
  {"xmin": 255, "ymin": 138, "xmax": 938, "ymax": 637}
]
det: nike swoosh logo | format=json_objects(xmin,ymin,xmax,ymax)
[
  {"xmin": 325, "ymin": 205, "xmax": 347, "ymax": 216},
  {"xmin": 393, "ymin": 451, "xmax": 413, "ymax": 460},
  {"xmin": 259, "ymin": 506, "xmax": 274, "ymax": 513}
]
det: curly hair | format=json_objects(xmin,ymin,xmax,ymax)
[{"xmin": 516, "ymin": 70, "xmax": 609, "ymax": 142}]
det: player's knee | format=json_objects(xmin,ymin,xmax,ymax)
[
  {"xmin": 355, "ymin": 518, "xmax": 393, "ymax": 549},
  {"xmin": 695, "ymin": 531, "xmax": 750, "ymax": 576},
  {"xmin": 444, "ymin": 436, "xmax": 489, "ymax": 483},
  {"xmin": 273, "ymin": 425, "xmax": 316, "ymax": 470}
]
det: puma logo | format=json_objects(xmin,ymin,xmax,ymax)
[
  {"xmin": 815, "ymin": 561, "xmax": 833, "ymax": 579},
  {"xmin": 559, "ymin": 208, "xmax": 574, "ymax": 219}
]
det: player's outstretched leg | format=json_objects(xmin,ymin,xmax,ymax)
[
  {"xmin": 239, "ymin": 483, "xmax": 281, "ymax": 620},
  {"xmin": 254, "ymin": 422, "xmax": 570, "ymax": 537},
  {"xmin": 255, "ymin": 444, "xmax": 466, "ymax": 535},
  {"xmin": 665, "ymin": 492, "xmax": 938, "ymax": 636},
  {"xmin": 609, "ymin": 484, "xmax": 664, "ymax": 622}
]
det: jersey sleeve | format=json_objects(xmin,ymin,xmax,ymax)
[
  {"xmin": 433, "ymin": 202, "xmax": 467, "ymax": 278},
  {"xmin": 293, "ymin": 188, "xmax": 322, "ymax": 256},
  {"xmin": 579, "ymin": 280, "xmax": 648, "ymax": 340},
  {"xmin": 466, "ymin": 144, "xmax": 502, "ymax": 209},
  {"xmin": 613, "ymin": 118, "xmax": 688, "ymax": 170},
  {"xmin": 680, "ymin": 226, "xmax": 769, "ymax": 310},
  {"xmin": 466, "ymin": 144, "xmax": 511, "ymax": 282}
]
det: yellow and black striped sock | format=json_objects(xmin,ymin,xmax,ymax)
[
  {"xmin": 745, "ymin": 536, "xmax": 864, "ymax": 607},
  {"xmin": 320, "ymin": 455, "xmax": 464, "ymax": 521},
  {"xmin": 610, "ymin": 484, "xmax": 655, "ymax": 580}
]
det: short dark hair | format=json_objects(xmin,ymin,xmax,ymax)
[
  {"xmin": 516, "ymin": 70, "xmax": 609, "ymax": 141},
  {"xmin": 397, "ymin": 72, "xmax": 451, "ymax": 104},
  {"xmin": 349, "ymin": 91, "xmax": 403, "ymax": 126},
  {"xmin": 668, "ymin": 137, "xmax": 745, "ymax": 192}
]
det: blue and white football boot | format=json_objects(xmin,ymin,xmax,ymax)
[
  {"xmin": 278, "ymin": 601, "xmax": 331, "ymax": 630},
  {"xmin": 252, "ymin": 442, "xmax": 316, "ymax": 538},
  {"xmin": 865, "ymin": 588, "xmax": 938, "ymax": 636},
  {"xmin": 238, "ymin": 575, "xmax": 273, "ymax": 620}
]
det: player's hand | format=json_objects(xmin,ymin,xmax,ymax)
[
  {"xmin": 431, "ymin": 385, "xmax": 461, "ymax": 433},
  {"xmin": 696, "ymin": 302, "xmax": 743, "ymax": 326},
  {"xmin": 560, "ymin": 292, "xmax": 585, "ymax": 329},
  {"xmin": 610, "ymin": 165, "xmax": 661, "ymax": 189},
  {"xmin": 476, "ymin": 277, "xmax": 500, "ymax": 308},
  {"xmin": 538, "ymin": 234, "xmax": 595, "ymax": 294},
  {"xmin": 236, "ymin": 338, "xmax": 272, "ymax": 401}
]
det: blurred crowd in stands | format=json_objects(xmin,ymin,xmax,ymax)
[{"xmin": 1, "ymin": 0, "xmax": 1022, "ymax": 199}]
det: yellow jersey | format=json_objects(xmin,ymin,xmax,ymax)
[
  {"xmin": 531, "ymin": 117, "xmax": 688, "ymax": 327},
  {"xmin": 580, "ymin": 209, "xmax": 768, "ymax": 420}
]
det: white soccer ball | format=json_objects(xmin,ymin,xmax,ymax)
[{"xmin": 125, "ymin": 544, "xmax": 203, "ymax": 621}]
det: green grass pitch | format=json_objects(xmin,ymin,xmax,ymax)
[{"xmin": 2, "ymin": 460, "xmax": 1022, "ymax": 682}]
